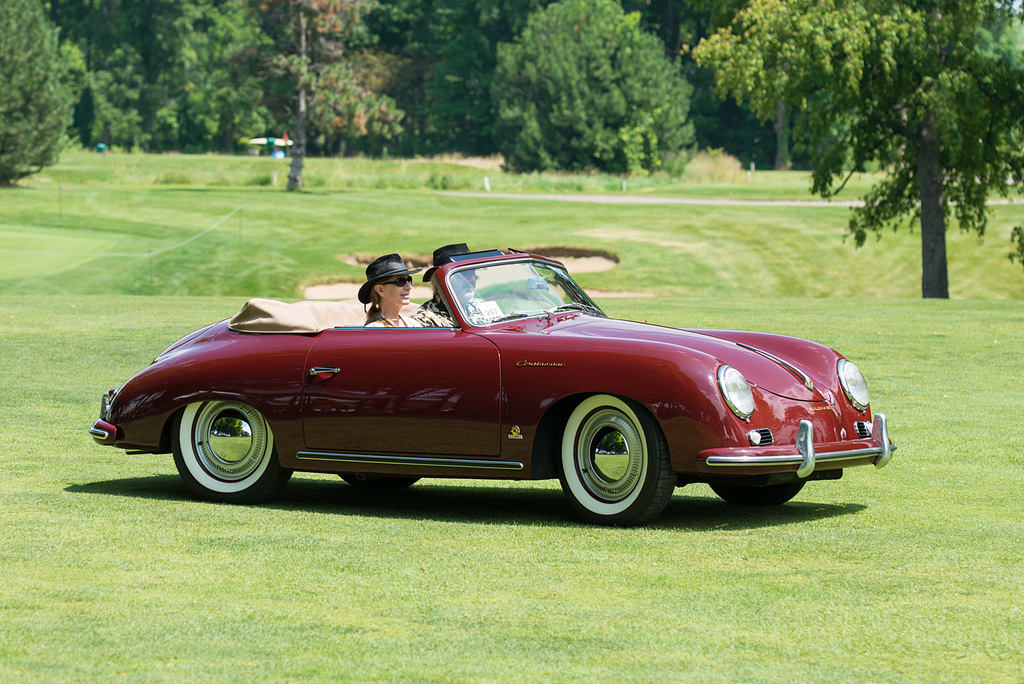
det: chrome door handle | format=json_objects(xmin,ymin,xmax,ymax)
[{"xmin": 309, "ymin": 367, "xmax": 341, "ymax": 376}]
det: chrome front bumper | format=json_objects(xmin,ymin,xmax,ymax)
[{"xmin": 702, "ymin": 413, "xmax": 895, "ymax": 478}]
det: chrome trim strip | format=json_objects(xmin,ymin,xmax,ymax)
[
  {"xmin": 295, "ymin": 451, "xmax": 525, "ymax": 471},
  {"xmin": 309, "ymin": 367, "xmax": 341, "ymax": 376},
  {"xmin": 88, "ymin": 427, "xmax": 110, "ymax": 439},
  {"xmin": 738, "ymin": 342, "xmax": 814, "ymax": 390}
]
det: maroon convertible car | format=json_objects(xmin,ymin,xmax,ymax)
[{"xmin": 90, "ymin": 250, "xmax": 895, "ymax": 526}]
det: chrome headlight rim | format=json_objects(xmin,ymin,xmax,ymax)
[
  {"xmin": 718, "ymin": 365, "xmax": 755, "ymax": 422},
  {"xmin": 100, "ymin": 389, "xmax": 118, "ymax": 421},
  {"xmin": 838, "ymin": 359, "xmax": 870, "ymax": 412}
]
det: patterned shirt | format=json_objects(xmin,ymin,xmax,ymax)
[{"xmin": 412, "ymin": 297, "xmax": 456, "ymax": 327}]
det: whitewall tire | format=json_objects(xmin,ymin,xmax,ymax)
[
  {"xmin": 172, "ymin": 401, "xmax": 291, "ymax": 504},
  {"xmin": 559, "ymin": 395, "xmax": 675, "ymax": 526}
]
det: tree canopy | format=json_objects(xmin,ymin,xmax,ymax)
[
  {"xmin": 253, "ymin": 0, "xmax": 403, "ymax": 190},
  {"xmin": 695, "ymin": 0, "xmax": 1024, "ymax": 297},
  {"xmin": 0, "ymin": 0, "xmax": 74, "ymax": 185},
  {"xmin": 42, "ymin": 0, "xmax": 781, "ymax": 172},
  {"xmin": 493, "ymin": 0, "xmax": 694, "ymax": 174}
]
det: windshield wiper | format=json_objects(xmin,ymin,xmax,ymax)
[
  {"xmin": 490, "ymin": 311, "xmax": 538, "ymax": 323},
  {"xmin": 551, "ymin": 302, "xmax": 603, "ymax": 316}
]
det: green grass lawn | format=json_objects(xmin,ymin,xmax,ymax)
[
  {"xmin": 2, "ymin": 153, "xmax": 1023, "ymax": 681},
  {"xmin": 1, "ymin": 295, "xmax": 1022, "ymax": 681}
]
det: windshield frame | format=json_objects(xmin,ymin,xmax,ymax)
[{"xmin": 440, "ymin": 255, "xmax": 605, "ymax": 329}]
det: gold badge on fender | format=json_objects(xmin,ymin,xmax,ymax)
[{"xmin": 507, "ymin": 426, "xmax": 524, "ymax": 440}]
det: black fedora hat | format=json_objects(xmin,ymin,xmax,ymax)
[
  {"xmin": 423, "ymin": 243, "xmax": 470, "ymax": 283},
  {"xmin": 358, "ymin": 253, "xmax": 422, "ymax": 304}
]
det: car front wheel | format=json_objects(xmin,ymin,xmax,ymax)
[
  {"xmin": 709, "ymin": 481, "xmax": 805, "ymax": 506},
  {"xmin": 173, "ymin": 401, "xmax": 291, "ymax": 504},
  {"xmin": 559, "ymin": 395, "xmax": 675, "ymax": 526}
]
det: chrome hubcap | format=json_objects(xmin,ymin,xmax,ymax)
[
  {"xmin": 575, "ymin": 408, "xmax": 645, "ymax": 502},
  {"xmin": 193, "ymin": 402, "xmax": 267, "ymax": 481}
]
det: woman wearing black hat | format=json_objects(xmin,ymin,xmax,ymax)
[{"xmin": 358, "ymin": 253, "xmax": 423, "ymax": 327}]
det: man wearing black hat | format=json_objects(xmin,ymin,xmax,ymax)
[{"xmin": 413, "ymin": 243, "xmax": 471, "ymax": 327}]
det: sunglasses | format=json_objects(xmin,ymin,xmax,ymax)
[{"xmin": 382, "ymin": 276, "xmax": 414, "ymax": 287}]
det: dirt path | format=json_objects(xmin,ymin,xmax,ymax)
[{"xmin": 443, "ymin": 191, "xmax": 1020, "ymax": 207}]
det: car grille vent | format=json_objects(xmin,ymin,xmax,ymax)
[
  {"xmin": 855, "ymin": 421, "xmax": 872, "ymax": 439},
  {"xmin": 754, "ymin": 428, "xmax": 774, "ymax": 446}
]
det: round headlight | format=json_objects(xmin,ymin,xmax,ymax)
[
  {"xmin": 718, "ymin": 365, "xmax": 755, "ymax": 421},
  {"xmin": 838, "ymin": 359, "xmax": 870, "ymax": 411}
]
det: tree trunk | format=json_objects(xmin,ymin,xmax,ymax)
[
  {"xmin": 916, "ymin": 111, "xmax": 948, "ymax": 298},
  {"xmin": 287, "ymin": 12, "xmax": 307, "ymax": 192},
  {"xmin": 774, "ymin": 100, "xmax": 789, "ymax": 170},
  {"xmin": 222, "ymin": 123, "xmax": 234, "ymax": 153}
]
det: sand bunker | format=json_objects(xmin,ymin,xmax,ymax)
[{"xmin": 304, "ymin": 247, "xmax": 651, "ymax": 300}]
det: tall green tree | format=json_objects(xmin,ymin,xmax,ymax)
[
  {"xmin": 361, "ymin": 0, "xmax": 432, "ymax": 154},
  {"xmin": 307, "ymin": 61, "xmax": 404, "ymax": 156},
  {"xmin": 695, "ymin": 0, "xmax": 1024, "ymax": 298},
  {"xmin": 493, "ymin": 0, "xmax": 694, "ymax": 174},
  {"xmin": 54, "ymin": 0, "xmax": 184, "ymax": 150},
  {"xmin": 623, "ymin": 0, "xmax": 792, "ymax": 170},
  {"xmin": 150, "ymin": 0, "xmax": 273, "ymax": 153},
  {"xmin": 254, "ymin": 0, "xmax": 402, "ymax": 190},
  {"xmin": 423, "ymin": 0, "xmax": 547, "ymax": 155},
  {"xmin": 53, "ymin": 0, "xmax": 270, "ymax": 152},
  {"xmin": 0, "ymin": 0, "xmax": 74, "ymax": 185}
]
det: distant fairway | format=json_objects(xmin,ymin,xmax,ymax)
[
  {"xmin": 0, "ymin": 228, "xmax": 115, "ymax": 278},
  {"xmin": 4, "ymin": 152, "xmax": 1024, "ymax": 299}
]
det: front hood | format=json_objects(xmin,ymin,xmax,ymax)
[{"xmin": 549, "ymin": 316, "xmax": 824, "ymax": 402}]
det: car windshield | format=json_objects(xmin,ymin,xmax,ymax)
[{"xmin": 447, "ymin": 259, "xmax": 605, "ymax": 326}]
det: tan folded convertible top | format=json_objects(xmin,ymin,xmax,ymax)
[{"xmin": 227, "ymin": 298, "xmax": 370, "ymax": 333}]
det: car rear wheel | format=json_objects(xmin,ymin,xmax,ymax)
[
  {"xmin": 173, "ymin": 401, "xmax": 291, "ymax": 504},
  {"xmin": 559, "ymin": 395, "xmax": 675, "ymax": 526},
  {"xmin": 341, "ymin": 474, "xmax": 420, "ymax": 489},
  {"xmin": 709, "ymin": 481, "xmax": 805, "ymax": 506}
]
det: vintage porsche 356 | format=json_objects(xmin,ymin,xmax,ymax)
[{"xmin": 90, "ymin": 249, "xmax": 894, "ymax": 526}]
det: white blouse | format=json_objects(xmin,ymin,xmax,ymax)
[{"xmin": 365, "ymin": 314, "xmax": 422, "ymax": 328}]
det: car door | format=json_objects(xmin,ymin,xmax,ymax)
[{"xmin": 302, "ymin": 327, "xmax": 501, "ymax": 456}]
